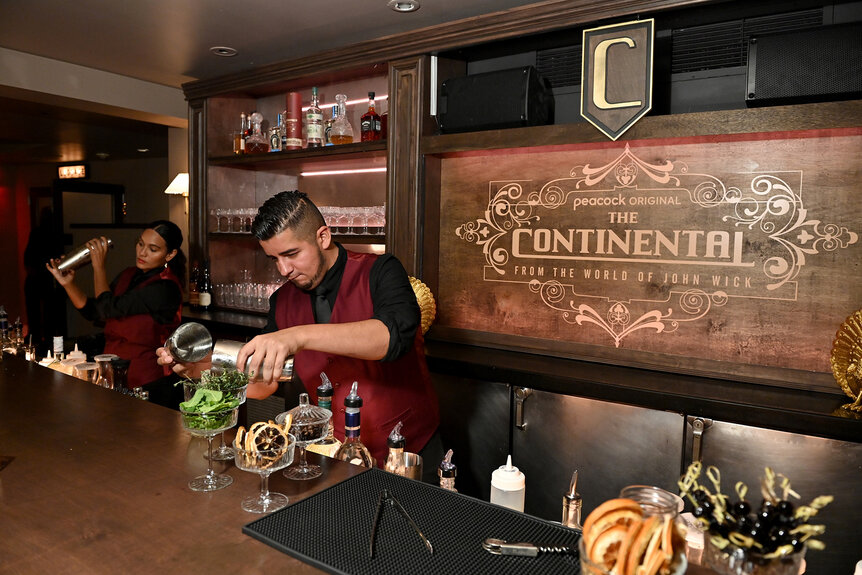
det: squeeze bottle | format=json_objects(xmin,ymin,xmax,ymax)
[{"xmin": 490, "ymin": 454, "xmax": 525, "ymax": 512}]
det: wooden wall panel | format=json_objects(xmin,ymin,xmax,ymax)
[{"xmin": 433, "ymin": 128, "xmax": 862, "ymax": 390}]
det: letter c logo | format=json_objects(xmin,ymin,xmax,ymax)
[{"xmin": 592, "ymin": 37, "xmax": 643, "ymax": 110}]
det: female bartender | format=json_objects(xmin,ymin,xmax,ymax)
[{"xmin": 47, "ymin": 220, "xmax": 186, "ymax": 389}]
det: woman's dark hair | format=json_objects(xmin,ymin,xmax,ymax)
[
  {"xmin": 252, "ymin": 190, "xmax": 325, "ymax": 242},
  {"xmin": 149, "ymin": 220, "xmax": 186, "ymax": 287}
]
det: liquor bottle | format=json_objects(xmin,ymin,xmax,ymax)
[
  {"xmin": 330, "ymin": 93, "xmax": 354, "ymax": 145},
  {"xmin": 438, "ymin": 449, "xmax": 458, "ymax": 492},
  {"xmin": 383, "ymin": 421, "xmax": 406, "ymax": 477},
  {"xmin": 188, "ymin": 261, "xmax": 200, "ymax": 309},
  {"xmin": 245, "ymin": 112, "xmax": 270, "ymax": 154},
  {"xmin": 360, "ymin": 91, "xmax": 381, "ymax": 142},
  {"xmin": 284, "ymin": 92, "xmax": 303, "ymax": 150},
  {"xmin": 306, "ymin": 87, "xmax": 325, "ymax": 148},
  {"xmin": 333, "ymin": 381, "xmax": 374, "ymax": 468},
  {"xmin": 269, "ymin": 113, "xmax": 283, "ymax": 152},
  {"xmin": 306, "ymin": 372, "xmax": 342, "ymax": 458},
  {"xmin": 0, "ymin": 306, "xmax": 9, "ymax": 352},
  {"xmin": 235, "ymin": 113, "xmax": 246, "ymax": 154},
  {"xmin": 197, "ymin": 260, "xmax": 212, "ymax": 310},
  {"xmin": 324, "ymin": 106, "xmax": 335, "ymax": 146}
]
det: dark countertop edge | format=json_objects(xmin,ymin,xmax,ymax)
[{"xmin": 423, "ymin": 340, "xmax": 862, "ymax": 444}]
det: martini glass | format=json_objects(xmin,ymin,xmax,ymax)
[
  {"xmin": 180, "ymin": 406, "xmax": 239, "ymax": 491},
  {"xmin": 276, "ymin": 393, "xmax": 331, "ymax": 480},
  {"xmin": 234, "ymin": 433, "xmax": 296, "ymax": 513}
]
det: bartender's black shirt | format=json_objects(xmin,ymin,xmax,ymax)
[
  {"xmin": 262, "ymin": 244, "xmax": 420, "ymax": 362},
  {"xmin": 79, "ymin": 267, "xmax": 182, "ymax": 326}
]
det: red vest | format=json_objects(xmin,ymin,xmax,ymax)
[
  {"xmin": 103, "ymin": 267, "xmax": 182, "ymax": 389},
  {"xmin": 274, "ymin": 251, "xmax": 439, "ymax": 464}
]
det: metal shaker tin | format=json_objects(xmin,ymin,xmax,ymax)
[
  {"xmin": 211, "ymin": 339, "xmax": 294, "ymax": 381},
  {"xmin": 57, "ymin": 238, "xmax": 113, "ymax": 271}
]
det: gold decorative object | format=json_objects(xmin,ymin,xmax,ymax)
[
  {"xmin": 409, "ymin": 276, "xmax": 436, "ymax": 335},
  {"xmin": 830, "ymin": 308, "xmax": 862, "ymax": 412}
]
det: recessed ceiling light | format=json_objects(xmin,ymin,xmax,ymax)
[
  {"xmin": 95, "ymin": 152, "xmax": 110, "ymax": 160},
  {"xmin": 137, "ymin": 148, "xmax": 150, "ymax": 153},
  {"xmin": 210, "ymin": 46, "xmax": 238, "ymax": 57},
  {"xmin": 388, "ymin": 0, "xmax": 419, "ymax": 12}
]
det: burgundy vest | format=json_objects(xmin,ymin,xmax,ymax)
[
  {"xmin": 103, "ymin": 267, "xmax": 182, "ymax": 389},
  {"xmin": 274, "ymin": 251, "xmax": 439, "ymax": 464}
]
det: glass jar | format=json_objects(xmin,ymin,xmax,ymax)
[
  {"xmin": 703, "ymin": 539, "xmax": 806, "ymax": 575},
  {"xmin": 619, "ymin": 484, "xmax": 683, "ymax": 518},
  {"xmin": 330, "ymin": 93, "xmax": 354, "ymax": 145}
]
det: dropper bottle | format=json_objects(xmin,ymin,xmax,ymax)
[
  {"xmin": 490, "ymin": 454, "xmax": 526, "ymax": 512},
  {"xmin": 438, "ymin": 449, "xmax": 457, "ymax": 492}
]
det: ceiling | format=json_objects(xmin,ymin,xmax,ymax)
[{"xmin": 0, "ymin": 0, "xmax": 543, "ymax": 165}]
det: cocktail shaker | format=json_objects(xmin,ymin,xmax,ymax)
[
  {"xmin": 57, "ymin": 238, "xmax": 113, "ymax": 271},
  {"xmin": 211, "ymin": 339, "xmax": 294, "ymax": 381}
]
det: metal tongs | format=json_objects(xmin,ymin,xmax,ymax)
[
  {"xmin": 483, "ymin": 538, "xmax": 576, "ymax": 557},
  {"xmin": 369, "ymin": 489, "xmax": 434, "ymax": 558}
]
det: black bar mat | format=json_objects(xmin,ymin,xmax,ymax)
[{"xmin": 243, "ymin": 468, "xmax": 581, "ymax": 575}]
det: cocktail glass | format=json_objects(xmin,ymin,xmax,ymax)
[
  {"xmin": 234, "ymin": 433, "xmax": 296, "ymax": 513},
  {"xmin": 180, "ymin": 406, "xmax": 239, "ymax": 491}
]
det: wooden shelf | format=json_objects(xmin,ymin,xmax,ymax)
[{"xmin": 209, "ymin": 140, "xmax": 387, "ymax": 167}]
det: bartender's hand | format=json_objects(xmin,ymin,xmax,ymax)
[
  {"xmin": 156, "ymin": 346, "xmax": 211, "ymax": 379},
  {"xmin": 45, "ymin": 258, "xmax": 75, "ymax": 285},
  {"xmin": 236, "ymin": 329, "xmax": 306, "ymax": 399},
  {"xmin": 86, "ymin": 236, "xmax": 110, "ymax": 270}
]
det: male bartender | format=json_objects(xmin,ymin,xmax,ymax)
[{"xmin": 159, "ymin": 191, "xmax": 439, "ymax": 467}]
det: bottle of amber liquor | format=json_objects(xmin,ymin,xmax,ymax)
[
  {"xmin": 360, "ymin": 91, "xmax": 381, "ymax": 142},
  {"xmin": 334, "ymin": 381, "xmax": 375, "ymax": 467}
]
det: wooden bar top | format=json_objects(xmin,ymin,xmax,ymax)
[
  {"xmin": 0, "ymin": 353, "xmax": 364, "ymax": 574},
  {"xmin": 0, "ymin": 353, "xmax": 718, "ymax": 574}
]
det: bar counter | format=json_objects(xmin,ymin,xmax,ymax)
[
  {"xmin": 0, "ymin": 353, "xmax": 363, "ymax": 574},
  {"xmin": 0, "ymin": 353, "xmax": 719, "ymax": 574}
]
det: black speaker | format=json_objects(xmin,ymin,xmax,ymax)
[
  {"xmin": 746, "ymin": 22, "xmax": 862, "ymax": 107},
  {"xmin": 437, "ymin": 66, "xmax": 553, "ymax": 134}
]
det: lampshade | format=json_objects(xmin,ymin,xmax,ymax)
[{"xmin": 164, "ymin": 173, "xmax": 189, "ymax": 196}]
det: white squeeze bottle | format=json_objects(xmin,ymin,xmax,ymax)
[{"xmin": 490, "ymin": 454, "xmax": 526, "ymax": 512}]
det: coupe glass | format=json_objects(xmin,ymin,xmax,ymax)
[
  {"xmin": 276, "ymin": 393, "xmax": 331, "ymax": 480},
  {"xmin": 180, "ymin": 407, "xmax": 239, "ymax": 491},
  {"xmin": 234, "ymin": 433, "xmax": 296, "ymax": 513}
]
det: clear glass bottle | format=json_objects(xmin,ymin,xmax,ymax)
[
  {"xmin": 330, "ymin": 94, "xmax": 354, "ymax": 145},
  {"xmin": 383, "ymin": 421, "xmax": 406, "ymax": 476},
  {"xmin": 306, "ymin": 372, "xmax": 342, "ymax": 458},
  {"xmin": 197, "ymin": 260, "xmax": 212, "ymax": 310},
  {"xmin": 333, "ymin": 381, "xmax": 375, "ymax": 468},
  {"xmin": 305, "ymin": 87, "xmax": 324, "ymax": 148},
  {"xmin": 438, "ymin": 449, "xmax": 457, "ymax": 492},
  {"xmin": 245, "ymin": 112, "xmax": 270, "ymax": 154},
  {"xmin": 360, "ymin": 91, "xmax": 381, "ymax": 142}
]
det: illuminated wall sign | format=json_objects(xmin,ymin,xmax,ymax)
[
  {"xmin": 58, "ymin": 164, "xmax": 87, "ymax": 179},
  {"xmin": 439, "ymin": 128, "xmax": 861, "ymax": 385},
  {"xmin": 581, "ymin": 19, "xmax": 654, "ymax": 141}
]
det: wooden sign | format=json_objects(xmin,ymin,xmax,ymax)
[
  {"xmin": 437, "ymin": 129, "xmax": 862, "ymax": 389},
  {"xmin": 581, "ymin": 19, "xmax": 654, "ymax": 141}
]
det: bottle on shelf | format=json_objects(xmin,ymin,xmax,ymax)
[
  {"xmin": 245, "ymin": 112, "xmax": 269, "ymax": 154},
  {"xmin": 188, "ymin": 261, "xmax": 200, "ymax": 309},
  {"xmin": 438, "ymin": 449, "xmax": 458, "ymax": 492},
  {"xmin": 284, "ymin": 92, "xmax": 303, "ymax": 150},
  {"xmin": 306, "ymin": 372, "xmax": 342, "ymax": 458},
  {"xmin": 235, "ymin": 112, "xmax": 247, "ymax": 154},
  {"xmin": 333, "ymin": 381, "xmax": 375, "ymax": 468},
  {"xmin": 197, "ymin": 260, "xmax": 212, "ymax": 310},
  {"xmin": 330, "ymin": 93, "xmax": 354, "ymax": 145},
  {"xmin": 306, "ymin": 87, "xmax": 325, "ymax": 148},
  {"xmin": 383, "ymin": 421, "xmax": 407, "ymax": 477},
  {"xmin": 324, "ymin": 106, "xmax": 335, "ymax": 146},
  {"xmin": 360, "ymin": 91, "xmax": 382, "ymax": 142},
  {"xmin": 0, "ymin": 305, "xmax": 10, "ymax": 352},
  {"xmin": 270, "ymin": 113, "xmax": 283, "ymax": 152},
  {"xmin": 242, "ymin": 111, "xmax": 252, "ymax": 147}
]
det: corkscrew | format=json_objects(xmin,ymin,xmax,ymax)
[{"xmin": 482, "ymin": 538, "xmax": 576, "ymax": 557}]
